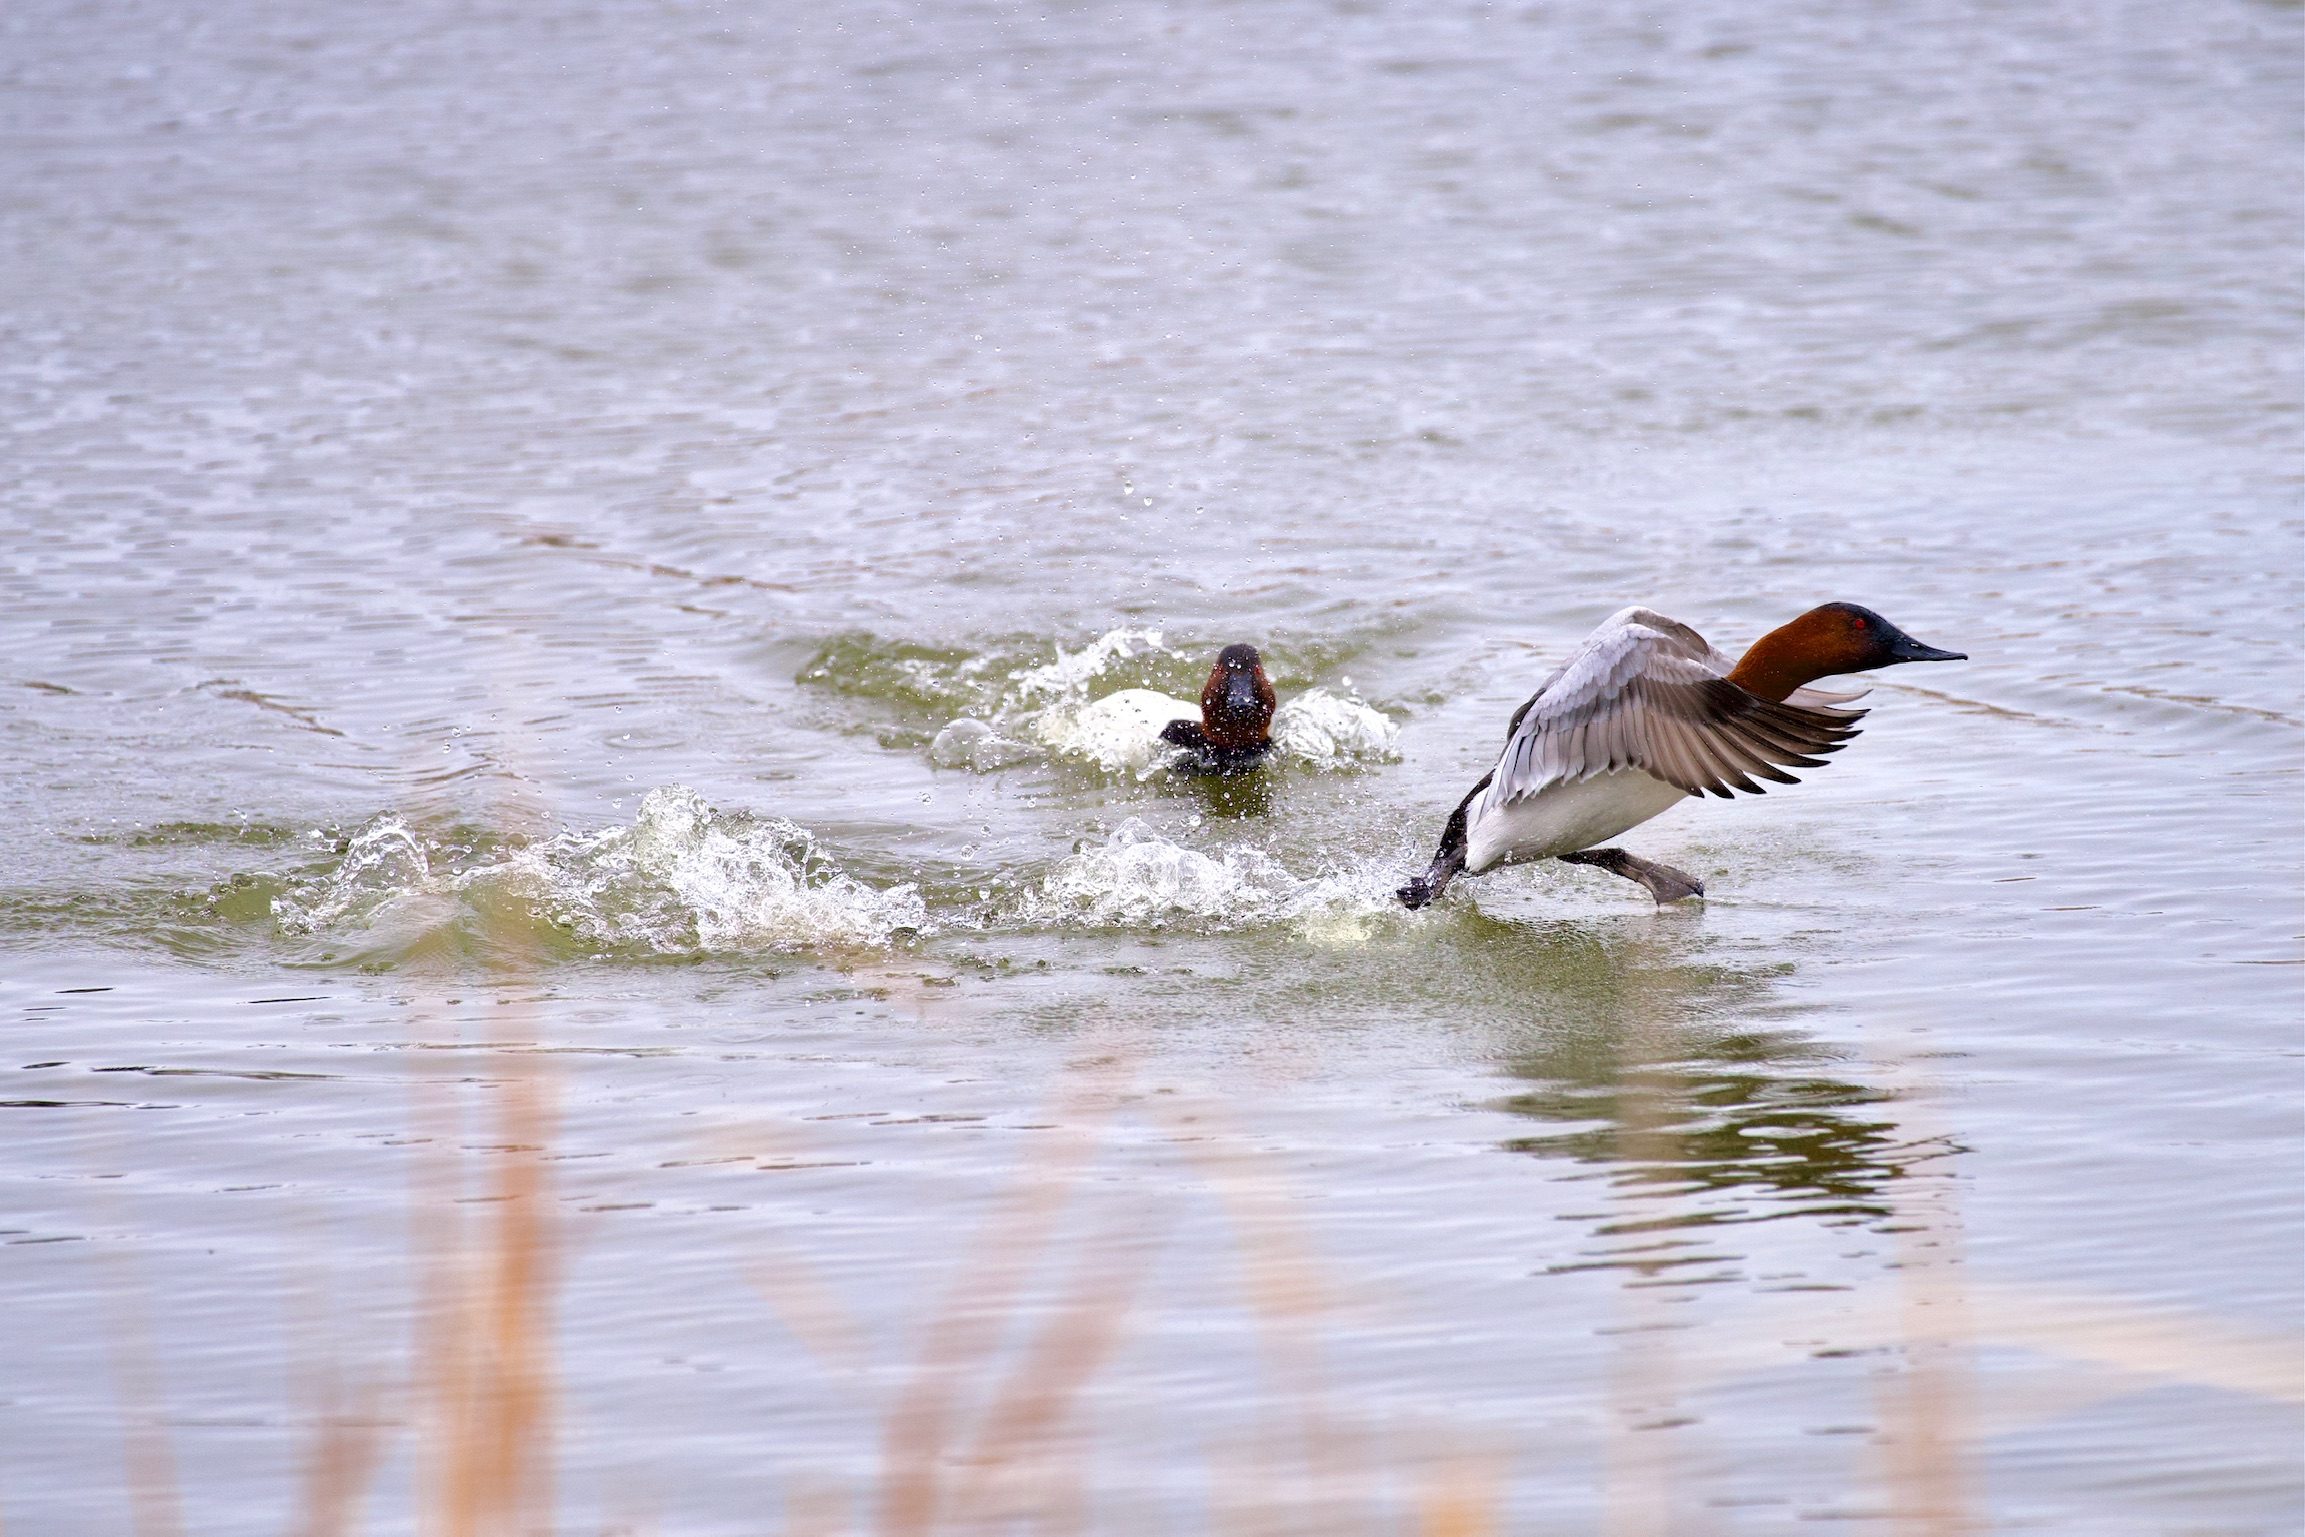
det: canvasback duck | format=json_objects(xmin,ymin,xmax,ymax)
[
  {"xmin": 1159, "ymin": 643, "xmax": 1278, "ymax": 776},
  {"xmin": 1396, "ymin": 603, "xmax": 1966, "ymax": 908}
]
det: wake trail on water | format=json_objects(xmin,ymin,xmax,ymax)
[
  {"xmin": 225, "ymin": 628, "xmax": 1423, "ymax": 964},
  {"xmin": 264, "ymin": 789, "xmax": 1414, "ymax": 962}
]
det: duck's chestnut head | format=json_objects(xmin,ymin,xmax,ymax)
[
  {"xmin": 1201, "ymin": 643, "xmax": 1277, "ymax": 751},
  {"xmin": 1729, "ymin": 603, "xmax": 1966, "ymax": 701},
  {"xmin": 1809, "ymin": 602, "xmax": 1967, "ymax": 671}
]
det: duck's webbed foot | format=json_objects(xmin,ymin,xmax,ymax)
[
  {"xmin": 1398, "ymin": 772, "xmax": 1490, "ymax": 910},
  {"xmin": 1558, "ymin": 847, "xmax": 1705, "ymax": 904},
  {"xmin": 1396, "ymin": 862, "xmax": 1456, "ymax": 910}
]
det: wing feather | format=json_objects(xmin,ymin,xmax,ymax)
[{"xmin": 1489, "ymin": 608, "xmax": 1870, "ymax": 804}]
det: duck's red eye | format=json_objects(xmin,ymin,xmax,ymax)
[{"xmin": 1851, "ymin": 617, "xmax": 1868, "ymax": 630}]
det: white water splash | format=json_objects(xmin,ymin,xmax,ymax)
[
  {"xmin": 501, "ymin": 787, "xmax": 928, "ymax": 950},
  {"xmin": 929, "ymin": 717, "xmax": 1038, "ymax": 771},
  {"xmin": 272, "ymin": 787, "xmax": 927, "ymax": 953},
  {"xmin": 271, "ymin": 815, "xmax": 431, "ymax": 934},
  {"xmin": 1270, "ymin": 687, "xmax": 1401, "ymax": 767},
  {"xmin": 1005, "ymin": 626, "xmax": 1180, "ymax": 703},
  {"xmin": 1013, "ymin": 819, "xmax": 1401, "ymax": 933}
]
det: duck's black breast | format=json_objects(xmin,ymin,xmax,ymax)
[{"xmin": 1160, "ymin": 718, "xmax": 1273, "ymax": 777}]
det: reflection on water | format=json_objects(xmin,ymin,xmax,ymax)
[
  {"xmin": 1461, "ymin": 917, "xmax": 1953, "ymax": 1247},
  {"xmin": 1501, "ymin": 1028, "xmax": 1932, "ymax": 1231},
  {"xmin": 1177, "ymin": 770, "xmax": 1278, "ymax": 820}
]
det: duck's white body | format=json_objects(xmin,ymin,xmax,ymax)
[{"xmin": 1462, "ymin": 768, "xmax": 1688, "ymax": 873}]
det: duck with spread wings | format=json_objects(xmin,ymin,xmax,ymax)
[{"xmin": 1397, "ymin": 603, "xmax": 1965, "ymax": 908}]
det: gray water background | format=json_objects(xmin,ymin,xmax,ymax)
[{"xmin": 2, "ymin": 0, "xmax": 2300, "ymax": 1530}]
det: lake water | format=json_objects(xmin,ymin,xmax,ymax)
[{"xmin": 2, "ymin": 0, "xmax": 2300, "ymax": 1531}]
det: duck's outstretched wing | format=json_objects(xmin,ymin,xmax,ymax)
[{"xmin": 1492, "ymin": 607, "xmax": 1867, "ymax": 802}]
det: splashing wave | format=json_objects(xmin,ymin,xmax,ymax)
[
  {"xmin": 1008, "ymin": 627, "xmax": 1179, "ymax": 704},
  {"xmin": 1270, "ymin": 687, "xmax": 1399, "ymax": 765},
  {"xmin": 272, "ymin": 787, "xmax": 928, "ymax": 954},
  {"xmin": 1011, "ymin": 819, "xmax": 1402, "ymax": 933}
]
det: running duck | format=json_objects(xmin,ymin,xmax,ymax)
[{"xmin": 1397, "ymin": 603, "xmax": 1965, "ymax": 908}]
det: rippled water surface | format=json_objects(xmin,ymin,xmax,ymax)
[{"xmin": 3, "ymin": 0, "xmax": 2300, "ymax": 1531}]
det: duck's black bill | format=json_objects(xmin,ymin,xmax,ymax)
[{"xmin": 1886, "ymin": 634, "xmax": 1966, "ymax": 663}]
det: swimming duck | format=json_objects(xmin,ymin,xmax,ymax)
[
  {"xmin": 1029, "ymin": 643, "xmax": 1392, "ymax": 776},
  {"xmin": 1396, "ymin": 603, "xmax": 1965, "ymax": 908},
  {"xmin": 1159, "ymin": 643, "xmax": 1278, "ymax": 776}
]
